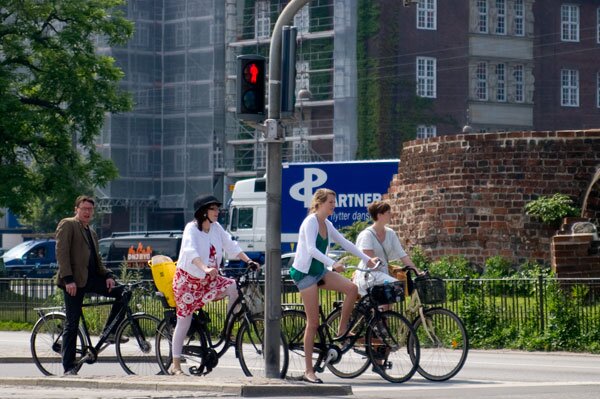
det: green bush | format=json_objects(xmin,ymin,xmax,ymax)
[
  {"xmin": 481, "ymin": 256, "xmax": 515, "ymax": 278},
  {"xmin": 428, "ymin": 255, "xmax": 478, "ymax": 279},
  {"xmin": 525, "ymin": 193, "xmax": 580, "ymax": 226}
]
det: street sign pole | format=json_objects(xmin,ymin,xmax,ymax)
[{"xmin": 264, "ymin": 0, "xmax": 311, "ymax": 378}]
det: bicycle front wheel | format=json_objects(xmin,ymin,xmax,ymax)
[
  {"xmin": 30, "ymin": 313, "xmax": 85, "ymax": 376},
  {"xmin": 324, "ymin": 308, "xmax": 371, "ymax": 378},
  {"xmin": 413, "ymin": 307, "xmax": 469, "ymax": 381},
  {"xmin": 367, "ymin": 311, "xmax": 420, "ymax": 383},
  {"xmin": 280, "ymin": 309, "xmax": 309, "ymax": 379},
  {"xmin": 115, "ymin": 313, "xmax": 162, "ymax": 375},
  {"xmin": 237, "ymin": 315, "xmax": 289, "ymax": 378}
]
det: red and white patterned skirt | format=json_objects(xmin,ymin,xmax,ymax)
[{"xmin": 172, "ymin": 268, "xmax": 235, "ymax": 318}]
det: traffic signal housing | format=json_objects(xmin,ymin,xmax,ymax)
[{"xmin": 236, "ymin": 55, "xmax": 266, "ymax": 121}]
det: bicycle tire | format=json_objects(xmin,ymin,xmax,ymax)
[
  {"xmin": 367, "ymin": 310, "xmax": 420, "ymax": 383},
  {"xmin": 413, "ymin": 307, "xmax": 469, "ymax": 381},
  {"xmin": 237, "ymin": 315, "xmax": 289, "ymax": 378},
  {"xmin": 324, "ymin": 308, "xmax": 371, "ymax": 378},
  {"xmin": 280, "ymin": 309, "xmax": 309, "ymax": 379},
  {"xmin": 30, "ymin": 313, "xmax": 85, "ymax": 376},
  {"xmin": 155, "ymin": 315, "xmax": 211, "ymax": 375},
  {"xmin": 115, "ymin": 313, "xmax": 162, "ymax": 375}
]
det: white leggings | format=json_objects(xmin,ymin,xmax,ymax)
[{"xmin": 172, "ymin": 283, "xmax": 238, "ymax": 358}]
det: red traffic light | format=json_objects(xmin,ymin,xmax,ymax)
[{"xmin": 244, "ymin": 62, "xmax": 261, "ymax": 84}]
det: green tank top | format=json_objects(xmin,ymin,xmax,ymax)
[{"xmin": 290, "ymin": 233, "xmax": 328, "ymax": 282}]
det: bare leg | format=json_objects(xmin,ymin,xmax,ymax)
[
  {"xmin": 321, "ymin": 272, "xmax": 358, "ymax": 337},
  {"xmin": 299, "ymin": 284, "xmax": 319, "ymax": 381}
]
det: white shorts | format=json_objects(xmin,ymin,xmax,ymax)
[{"xmin": 353, "ymin": 270, "xmax": 398, "ymax": 297}]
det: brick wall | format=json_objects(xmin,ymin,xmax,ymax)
[{"xmin": 389, "ymin": 130, "xmax": 600, "ymax": 267}]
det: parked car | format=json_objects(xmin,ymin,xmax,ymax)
[
  {"xmin": 98, "ymin": 231, "xmax": 183, "ymax": 279},
  {"xmin": 2, "ymin": 239, "xmax": 57, "ymax": 278}
]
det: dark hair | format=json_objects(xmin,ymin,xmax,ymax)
[
  {"xmin": 75, "ymin": 195, "xmax": 95, "ymax": 208},
  {"xmin": 367, "ymin": 200, "xmax": 390, "ymax": 221}
]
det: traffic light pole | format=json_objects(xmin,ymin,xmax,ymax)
[{"xmin": 264, "ymin": 0, "xmax": 311, "ymax": 379}]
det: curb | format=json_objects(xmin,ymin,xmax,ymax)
[{"xmin": 0, "ymin": 376, "xmax": 353, "ymax": 397}]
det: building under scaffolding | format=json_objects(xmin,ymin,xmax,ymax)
[{"xmin": 95, "ymin": 0, "xmax": 358, "ymax": 235}]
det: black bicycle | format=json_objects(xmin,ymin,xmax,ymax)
[
  {"xmin": 155, "ymin": 267, "xmax": 289, "ymax": 377},
  {"xmin": 281, "ymin": 267, "xmax": 420, "ymax": 383},
  {"xmin": 31, "ymin": 281, "xmax": 161, "ymax": 376}
]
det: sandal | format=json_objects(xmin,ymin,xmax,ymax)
[
  {"xmin": 302, "ymin": 373, "xmax": 323, "ymax": 384},
  {"xmin": 170, "ymin": 367, "xmax": 185, "ymax": 376}
]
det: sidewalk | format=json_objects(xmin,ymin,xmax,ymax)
[{"xmin": 0, "ymin": 330, "xmax": 352, "ymax": 397}]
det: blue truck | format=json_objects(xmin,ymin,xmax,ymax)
[
  {"xmin": 224, "ymin": 160, "xmax": 400, "ymax": 271},
  {"xmin": 1, "ymin": 239, "xmax": 58, "ymax": 278}
]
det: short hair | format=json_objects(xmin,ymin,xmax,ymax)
[
  {"xmin": 367, "ymin": 200, "xmax": 390, "ymax": 221},
  {"xmin": 309, "ymin": 188, "xmax": 336, "ymax": 214},
  {"xmin": 75, "ymin": 195, "xmax": 95, "ymax": 208}
]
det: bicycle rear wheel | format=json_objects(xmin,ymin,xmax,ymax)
[
  {"xmin": 115, "ymin": 313, "xmax": 161, "ymax": 375},
  {"xmin": 367, "ymin": 311, "xmax": 419, "ymax": 383},
  {"xmin": 237, "ymin": 315, "xmax": 289, "ymax": 378},
  {"xmin": 30, "ymin": 313, "xmax": 85, "ymax": 376},
  {"xmin": 324, "ymin": 308, "xmax": 371, "ymax": 378},
  {"xmin": 413, "ymin": 307, "xmax": 469, "ymax": 381}
]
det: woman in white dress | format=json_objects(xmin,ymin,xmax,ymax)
[{"xmin": 353, "ymin": 200, "xmax": 419, "ymax": 302}]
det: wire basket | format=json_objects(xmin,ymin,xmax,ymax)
[
  {"xmin": 367, "ymin": 281, "xmax": 405, "ymax": 305},
  {"xmin": 241, "ymin": 280, "xmax": 264, "ymax": 315},
  {"xmin": 414, "ymin": 276, "xmax": 446, "ymax": 304}
]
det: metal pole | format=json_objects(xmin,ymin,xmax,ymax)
[{"xmin": 264, "ymin": 0, "xmax": 311, "ymax": 378}]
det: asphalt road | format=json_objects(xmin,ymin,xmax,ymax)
[{"xmin": 1, "ymin": 330, "xmax": 600, "ymax": 398}]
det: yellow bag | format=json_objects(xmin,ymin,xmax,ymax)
[{"xmin": 148, "ymin": 255, "xmax": 177, "ymax": 307}]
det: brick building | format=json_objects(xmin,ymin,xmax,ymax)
[{"xmin": 377, "ymin": 0, "xmax": 600, "ymax": 139}]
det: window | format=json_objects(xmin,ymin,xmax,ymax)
[
  {"xmin": 561, "ymin": 69, "xmax": 579, "ymax": 107},
  {"xmin": 496, "ymin": 63, "xmax": 506, "ymax": 102},
  {"xmin": 175, "ymin": 23, "xmax": 190, "ymax": 47},
  {"xmin": 514, "ymin": 0, "xmax": 524, "ymax": 36},
  {"xmin": 597, "ymin": 8, "xmax": 600, "ymax": 43},
  {"xmin": 231, "ymin": 207, "xmax": 253, "ymax": 231},
  {"xmin": 417, "ymin": 0, "xmax": 436, "ymax": 30},
  {"xmin": 255, "ymin": 1, "xmax": 270, "ymax": 39},
  {"xmin": 294, "ymin": 5, "xmax": 309, "ymax": 34},
  {"xmin": 513, "ymin": 64, "xmax": 524, "ymax": 103},
  {"xmin": 477, "ymin": 0, "xmax": 488, "ymax": 33},
  {"xmin": 255, "ymin": 142, "xmax": 266, "ymax": 169},
  {"xmin": 561, "ymin": 4, "xmax": 579, "ymax": 42},
  {"xmin": 295, "ymin": 61, "xmax": 310, "ymax": 98},
  {"xmin": 129, "ymin": 206, "xmax": 147, "ymax": 232},
  {"xmin": 416, "ymin": 125, "xmax": 437, "ymax": 139},
  {"xmin": 416, "ymin": 57, "xmax": 436, "ymax": 98},
  {"xmin": 476, "ymin": 62, "xmax": 488, "ymax": 101},
  {"xmin": 495, "ymin": 0, "xmax": 506, "ymax": 35},
  {"xmin": 597, "ymin": 72, "xmax": 600, "ymax": 108},
  {"xmin": 174, "ymin": 137, "xmax": 185, "ymax": 173}
]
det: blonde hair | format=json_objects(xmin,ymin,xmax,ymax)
[{"xmin": 309, "ymin": 188, "xmax": 336, "ymax": 214}]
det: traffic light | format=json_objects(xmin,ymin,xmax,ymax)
[{"xmin": 236, "ymin": 55, "xmax": 266, "ymax": 121}]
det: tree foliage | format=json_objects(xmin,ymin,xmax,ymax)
[{"xmin": 0, "ymin": 0, "xmax": 133, "ymax": 231}]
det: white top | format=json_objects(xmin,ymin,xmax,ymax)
[
  {"xmin": 355, "ymin": 226, "xmax": 407, "ymax": 279},
  {"xmin": 292, "ymin": 213, "xmax": 371, "ymax": 273},
  {"xmin": 177, "ymin": 221, "xmax": 243, "ymax": 278}
]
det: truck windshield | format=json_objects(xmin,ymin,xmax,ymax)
[{"xmin": 230, "ymin": 207, "xmax": 253, "ymax": 231}]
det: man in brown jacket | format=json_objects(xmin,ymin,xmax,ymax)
[{"xmin": 55, "ymin": 195, "xmax": 124, "ymax": 375}]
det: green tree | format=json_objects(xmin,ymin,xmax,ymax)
[{"xmin": 0, "ymin": 0, "xmax": 133, "ymax": 231}]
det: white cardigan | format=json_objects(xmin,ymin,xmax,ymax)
[
  {"xmin": 292, "ymin": 213, "xmax": 371, "ymax": 274},
  {"xmin": 177, "ymin": 221, "xmax": 243, "ymax": 278}
]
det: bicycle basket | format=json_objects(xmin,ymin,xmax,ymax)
[
  {"xmin": 241, "ymin": 280, "xmax": 264, "ymax": 314},
  {"xmin": 414, "ymin": 276, "xmax": 446, "ymax": 304},
  {"xmin": 367, "ymin": 281, "xmax": 404, "ymax": 305}
]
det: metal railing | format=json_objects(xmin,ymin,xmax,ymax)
[{"xmin": 2, "ymin": 276, "xmax": 600, "ymax": 345}]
